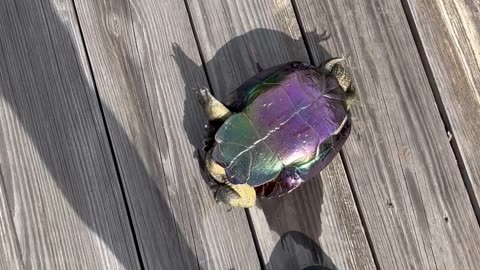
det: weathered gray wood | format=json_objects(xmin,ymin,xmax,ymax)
[
  {"xmin": 0, "ymin": 166, "xmax": 23, "ymax": 270},
  {"xmin": 185, "ymin": 0, "xmax": 376, "ymax": 269},
  {"xmin": 72, "ymin": 0, "xmax": 260, "ymax": 269},
  {"xmin": 294, "ymin": 0, "xmax": 480, "ymax": 269},
  {"xmin": 404, "ymin": 0, "xmax": 480, "ymax": 217},
  {"xmin": 0, "ymin": 0, "xmax": 140, "ymax": 269},
  {"xmin": 250, "ymin": 162, "xmax": 377, "ymax": 270}
]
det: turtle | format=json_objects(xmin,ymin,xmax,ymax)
[{"xmin": 196, "ymin": 58, "xmax": 356, "ymax": 208}]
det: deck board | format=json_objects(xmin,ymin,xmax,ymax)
[
  {"xmin": 0, "ymin": 166, "xmax": 23, "ymax": 270},
  {"xmin": 72, "ymin": 0, "xmax": 260, "ymax": 269},
  {"xmin": 0, "ymin": 0, "xmax": 141, "ymax": 268},
  {"xmin": 403, "ymin": 0, "xmax": 480, "ymax": 218},
  {"xmin": 294, "ymin": 0, "xmax": 480, "ymax": 269},
  {"xmin": 184, "ymin": 0, "xmax": 376, "ymax": 269}
]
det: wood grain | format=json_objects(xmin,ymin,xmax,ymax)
[
  {"xmin": 403, "ymin": 0, "xmax": 480, "ymax": 217},
  {"xmin": 0, "ymin": 166, "xmax": 23, "ymax": 270},
  {"xmin": 72, "ymin": 0, "xmax": 260, "ymax": 269},
  {"xmin": 294, "ymin": 0, "xmax": 480, "ymax": 269},
  {"xmin": 185, "ymin": 0, "xmax": 376, "ymax": 269},
  {"xmin": 0, "ymin": 0, "xmax": 141, "ymax": 269}
]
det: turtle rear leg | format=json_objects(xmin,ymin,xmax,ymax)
[
  {"xmin": 215, "ymin": 183, "xmax": 256, "ymax": 208},
  {"xmin": 321, "ymin": 58, "xmax": 357, "ymax": 110},
  {"xmin": 205, "ymin": 149, "xmax": 226, "ymax": 183},
  {"xmin": 205, "ymin": 149, "xmax": 257, "ymax": 208},
  {"xmin": 196, "ymin": 87, "xmax": 232, "ymax": 122}
]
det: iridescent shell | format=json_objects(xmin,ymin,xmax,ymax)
[{"xmin": 211, "ymin": 62, "xmax": 351, "ymax": 198}]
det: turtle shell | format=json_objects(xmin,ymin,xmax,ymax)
[{"xmin": 211, "ymin": 62, "xmax": 350, "ymax": 194}]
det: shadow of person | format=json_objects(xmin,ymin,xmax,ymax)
[
  {"xmin": 267, "ymin": 231, "xmax": 336, "ymax": 270},
  {"xmin": 0, "ymin": 0, "xmax": 198, "ymax": 269},
  {"xmin": 173, "ymin": 27, "xmax": 335, "ymax": 268}
]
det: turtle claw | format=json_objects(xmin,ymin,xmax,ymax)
[
  {"xmin": 195, "ymin": 86, "xmax": 232, "ymax": 122},
  {"xmin": 255, "ymin": 62, "xmax": 264, "ymax": 73},
  {"xmin": 195, "ymin": 86, "xmax": 212, "ymax": 107}
]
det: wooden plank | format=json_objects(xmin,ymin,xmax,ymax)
[
  {"xmin": 185, "ymin": 0, "xmax": 377, "ymax": 269},
  {"xmin": 294, "ymin": 0, "xmax": 480, "ymax": 269},
  {"xmin": 403, "ymin": 0, "xmax": 480, "ymax": 216},
  {"xmin": 0, "ymin": 166, "xmax": 23, "ymax": 270},
  {"xmin": 72, "ymin": 0, "xmax": 260, "ymax": 269},
  {"xmin": 0, "ymin": 0, "xmax": 141, "ymax": 269}
]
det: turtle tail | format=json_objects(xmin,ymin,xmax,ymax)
[
  {"xmin": 197, "ymin": 120, "xmax": 226, "ymax": 190},
  {"xmin": 201, "ymin": 120, "xmax": 223, "ymax": 154}
]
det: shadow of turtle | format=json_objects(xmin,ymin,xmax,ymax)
[
  {"xmin": 0, "ymin": 0, "xmax": 199, "ymax": 269},
  {"xmin": 173, "ymin": 28, "xmax": 336, "ymax": 269}
]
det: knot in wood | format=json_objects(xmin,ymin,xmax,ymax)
[
  {"xmin": 386, "ymin": 200, "xmax": 394, "ymax": 209},
  {"xmin": 108, "ymin": 13, "xmax": 121, "ymax": 37}
]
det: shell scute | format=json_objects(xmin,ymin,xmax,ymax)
[{"xmin": 213, "ymin": 113, "xmax": 283, "ymax": 186}]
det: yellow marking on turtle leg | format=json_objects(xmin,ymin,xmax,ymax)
[
  {"xmin": 323, "ymin": 57, "xmax": 346, "ymax": 72},
  {"xmin": 323, "ymin": 58, "xmax": 357, "ymax": 110},
  {"xmin": 215, "ymin": 183, "xmax": 256, "ymax": 208},
  {"xmin": 331, "ymin": 63, "xmax": 351, "ymax": 91},
  {"xmin": 206, "ymin": 150, "xmax": 226, "ymax": 183},
  {"xmin": 196, "ymin": 87, "xmax": 232, "ymax": 121},
  {"xmin": 322, "ymin": 57, "xmax": 352, "ymax": 91}
]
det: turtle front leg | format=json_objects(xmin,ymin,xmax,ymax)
[
  {"xmin": 196, "ymin": 87, "xmax": 231, "ymax": 158},
  {"xmin": 196, "ymin": 87, "xmax": 232, "ymax": 122}
]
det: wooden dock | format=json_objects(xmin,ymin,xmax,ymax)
[{"xmin": 0, "ymin": 0, "xmax": 479, "ymax": 269}]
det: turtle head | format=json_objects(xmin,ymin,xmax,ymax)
[
  {"xmin": 320, "ymin": 57, "xmax": 357, "ymax": 110},
  {"xmin": 321, "ymin": 57, "xmax": 351, "ymax": 90}
]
